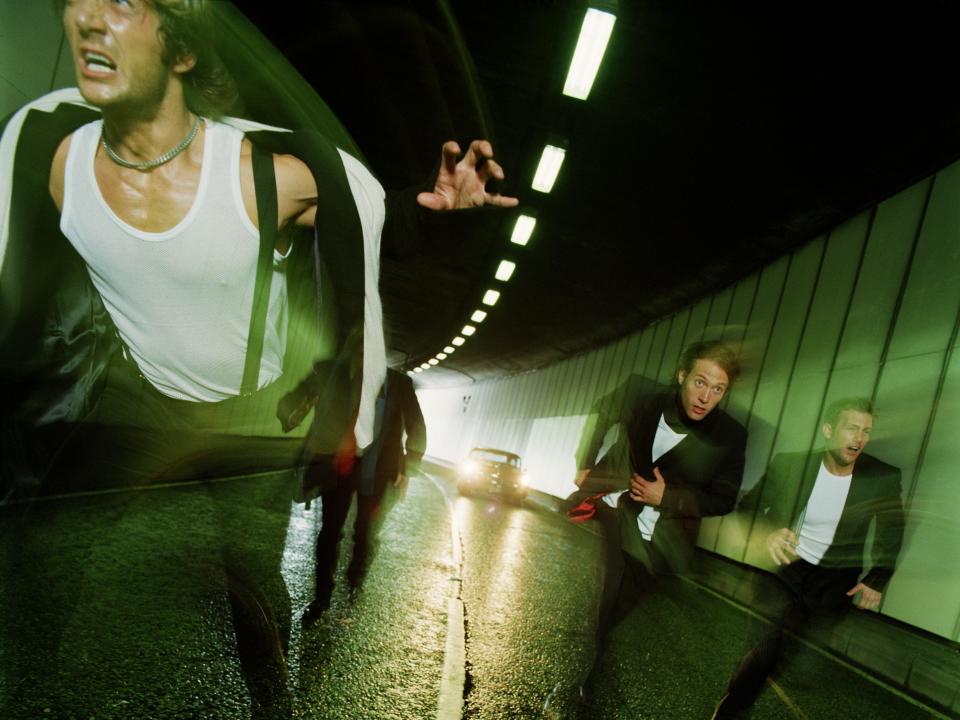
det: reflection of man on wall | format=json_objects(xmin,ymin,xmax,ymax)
[
  {"xmin": 305, "ymin": 368, "xmax": 426, "ymax": 623},
  {"xmin": 712, "ymin": 397, "xmax": 904, "ymax": 718},
  {"xmin": 553, "ymin": 341, "xmax": 747, "ymax": 713}
]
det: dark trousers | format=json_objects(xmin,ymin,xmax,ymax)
[
  {"xmin": 311, "ymin": 467, "xmax": 392, "ymax": 601},
  {"xmin": 583, "ymin": 502, "xmax": 679, "ymax": 693},
  {"xmin": 724, "ymin": 559, "xmax": 857, "ymax": 710}
]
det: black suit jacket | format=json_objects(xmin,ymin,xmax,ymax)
[
  {"xmin": 739, "ymin": 451, "xmax": 904, "ymax": 592},
  {"xmin": 359, "ymin": 369, "xmax": 426, "ymax": 497},
  {"xmin": 577, "ymin": 375, "xmax": 747, "ymax": 570}
]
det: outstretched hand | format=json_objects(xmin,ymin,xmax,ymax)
[{"xmin": 417, "ymin": 140, "xmax": 519, "ymax": 210}]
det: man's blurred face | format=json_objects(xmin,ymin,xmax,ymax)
[
  {"xmin": 677, "ymin": 358, "xmax": 729, "ymax": 421},
  {"xmin": 823, "ymin": 409, "xmax": 872, "ymax": 472},
  {"xmin": 63, "ymin": 0, "xmax": 180, "ymax": 112}
]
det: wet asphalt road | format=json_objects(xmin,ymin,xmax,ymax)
[{"xmin": 0, "ymin": 469, "xmax": 946, "ymax": 719}]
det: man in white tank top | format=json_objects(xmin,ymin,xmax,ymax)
[
  {"xmin": 0, "ymin": 1, "xmax": 518, "ymax": 716},
  {"xmin": 40, "ymin": 0, "xmax": 516, "ymax": 448},
  {"xmin": 713, "ymin": 398, "xmax": 905, "ymax": 718}
]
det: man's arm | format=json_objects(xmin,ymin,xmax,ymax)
[
  {"xmin": 48, "ymin": 134, "xmax": 72, "ymax": 212},
  {"xmin": 268, "ymin": 138, "xmax": 517, "ymax": 245},
  {"xmin": 575, "ymin": 374, "xmax": 647, "ymax": 473},
  {"xmin": 381, "ymin": 140, "xmax": 518, "ymax": 259},
  {"xmin": 854, "ymin": 466, "xmax": 905, "ymax": 605},
  {"xmin": 738, "ymin": 454, "xmax": 801, "ymax": 570}
]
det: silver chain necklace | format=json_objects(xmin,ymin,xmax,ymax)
[{"xmin": 101, "ymin": 115, "xmax": 202, "ymax": 171}]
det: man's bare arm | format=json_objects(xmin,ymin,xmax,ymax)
[
  {"xmin": 49, "ymin": 134, "xmax": 73, "ymax": 212},
  {"xmin": 237, "ymin": 141, "xmax": 318, "ymax": 242},
  {"xmin": 262, "ymin": 139, "xmax": 520, "ymax": 233}
]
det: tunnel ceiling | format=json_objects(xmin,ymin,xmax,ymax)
[{"xmin": 231, "ymin": 0, "xmax": 960, "ymax": 388}]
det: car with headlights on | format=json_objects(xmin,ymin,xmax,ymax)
[{"xmin": 456, "ymin": 447, "xmax": 529, "ymax": 503}]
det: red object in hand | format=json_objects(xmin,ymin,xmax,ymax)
[{"xmin": 566, "ymin": 493, "xmax": 606, "ymax": 522}]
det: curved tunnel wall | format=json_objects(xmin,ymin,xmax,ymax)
[{"xmin": 418, "ymin": 161, "xmax": 960, "ymax": 643}]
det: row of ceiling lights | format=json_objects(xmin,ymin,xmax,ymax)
[{"xmin": 410, "ymin": 5, "xmax": 617, "ymax": 376}]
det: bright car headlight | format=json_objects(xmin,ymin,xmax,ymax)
[
  {"xmin": 460, "ymin": 459, "xmax": 479, "ymax": 475},
  {"xmin": 520, "ymin": 472, "xmax": 530, "ymax": 486}
]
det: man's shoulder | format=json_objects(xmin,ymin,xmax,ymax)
[
  {"xmin": 855, "ymin": 453, "xmax": 901, "ymax": 480},
  {"xmin": 4, "ymin": 89, "xmax": 99, "ymax": 145},
  {"xmin": 712, "ymin": 407, "xmax": 747, "ymax": 438},
  {"xmin": 242, "ymin": 125, "xmax": 381, "ymax": 200},
  {"xmin": 621, "ymin": 374, "xmax": 671, "ymax": 404},
  {"xmin": 696, "ymin": 405, "xmax": 747, "ymax": 452}
]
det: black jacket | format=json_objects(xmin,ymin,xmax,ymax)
[
  {"xmin": 359, "ymin": 369, "xmax": 426, "ymax": 497},
  {"xmin": 577, "ymin": 375, "xmax": 747, "ymax": 569},
  {"xmin": 738, "ymin": 451, "xmax": 904, "ymax": 592}
]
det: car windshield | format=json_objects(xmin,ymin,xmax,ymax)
[{"xmin": 469, "ymin": 449, "xmax": 520, "ymax": 467}]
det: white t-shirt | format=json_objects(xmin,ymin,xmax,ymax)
[{"xmin": 796, "ymin": 461, "xmax": 853, "ymax": 564}]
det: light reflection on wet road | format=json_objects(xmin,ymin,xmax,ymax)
[{"xmin": 0, "ymin": 469, "xmax": 945, "ymax": 719}]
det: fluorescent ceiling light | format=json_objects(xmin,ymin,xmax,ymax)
[
  {"xmin": 495, "ymin": 260, "xmax": 516, "ymax": 281},
  {"xmin": 563, "ymin": 8, "xmax": 616, "ymax": 101},
  {"xmin": 428, "ymin": 358, "xmax": 439, "ymax": 366},
  {"xmin": 413, "ymin": 367, "xmax": 422, "ymax": 373},
  {"xmin": 444, "ymin": 345, "xmax": 455, "ymax": 354},
  {"xmin": 462, "ymin": 325, "xmax": 476, "ymax": 336},
  {"xmin": 471, "ymin": 310, "xmax": 488, "ymax": 323},
  {"xmin": 510, "ymin": 214, "xmax": 537, "ymax": 246},
  {"xmin": 482, "ymin": 289, "xmax": 501, "ymax": 306},
  {"xmin": 436, "ymin": 352, "xmax": 448, "ymax": 360},
  {"xmin": 452, "ymin": 336, "xmax": 465, "ymax": 347},
  {"xmin": 532, "ymin": 145, "xmax": 565, "ymax": 193},
  {"xmin": 420, "ymin": 362, "xmax": 430, "ymax": 370}
]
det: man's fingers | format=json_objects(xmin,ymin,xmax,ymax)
[
  {"xmin": 483, "ymin": 193, "xmax": 520, "ymax": 208},
  {"xmin": 477, "ymin": 158, "xmax": 505, "ymax": 183},
  {"xmin": 441, "ymin": 140, "xmax": 461, "ymax": 174},
  {"xmin": 653, "ymin": 467, "xmax": 665, "ymax": 483},
  {"xmin": 417, "ymin": 191, "xmax": 448, "ymax": 210},
  {"xmin": 462, "ymin": 139, "xmax": 493, "ymax": 169}
]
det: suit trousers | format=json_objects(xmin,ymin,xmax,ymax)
[
  {"xmin": 313, "ymin": 468, "xmax": 392, "ymax": 600},
  {"xmin": 724, "ymin": 559, "xmax": 858, "ymax": 709},
  {"xmin": 583, "ymin": 501, "xmax": 681, "ymax": 693}
]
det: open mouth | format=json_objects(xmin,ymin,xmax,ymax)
[{"xmin": 82, "ymin": 50, "xmax": 117, "ymax": 74}]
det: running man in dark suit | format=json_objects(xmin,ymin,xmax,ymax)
[
  {"xmin": 712, "ymin": 397, "xmax": 904, "ymax": 718},
  {"xmin": 304, "ymin": 368, "xmax": 426, "ymax": 623},
  {"xmin": 546, "ymin": 340, "xmax": 747, "ymax": 718}
]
